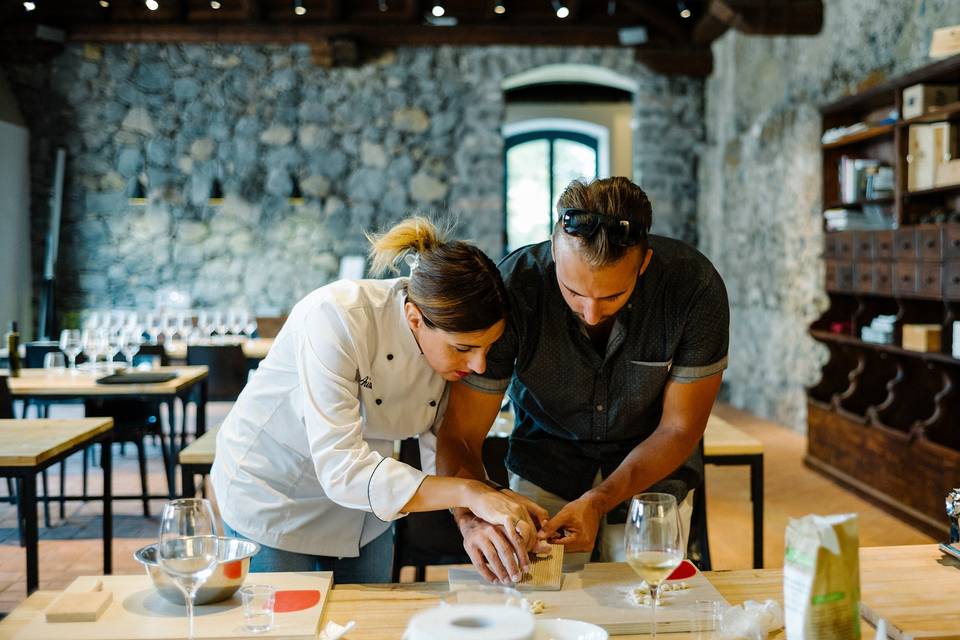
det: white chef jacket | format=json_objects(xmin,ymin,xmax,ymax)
[{"xmin": 210, "ymin": 278, "xmax": 447, "ymax": 557}]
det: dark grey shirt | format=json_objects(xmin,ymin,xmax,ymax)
[{"xmin": 463, "ymin": 236, "xmax": 729, "ymax": 511}]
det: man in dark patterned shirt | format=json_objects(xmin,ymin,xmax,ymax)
[{"xmin": 437, "ymin": 176, "xmax": 729, "ymax": 584}]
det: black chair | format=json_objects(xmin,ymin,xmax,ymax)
[
  {"xmin": 186, "ymin": 344, "xmax": 249, "ymax": 403},
  {"xmin": 133, "ymin": 343, "xmax": 170, "ymax": 368},
  {"xmin": 21, "ymin": 343, "xmax": 72, "ymax": 524},
  {"xmin": 84, "ymin": 395, "xmax": 170, "ymax": 518},
  {"xmin": 391, "ymin": 436, "xmax": 511, "ymax": 582}
]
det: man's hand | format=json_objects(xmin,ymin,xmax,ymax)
[
  {"xmin": 458, "ymin": 515, "xmax": 526, "ymax": 585},
  {"xmin": 500, "ymin": 489, "xmax": 550, "ymax": 529},
  {"xmin": 537, "ymin": 495, "xmax": 605, "ymax": 553}
]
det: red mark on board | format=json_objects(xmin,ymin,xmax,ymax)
[
  {"xmin": 274, "ymin": 590, "xmax": 321, "ymax": 613},
  {"xmin": 667, "ymin": 559, "xmax": 697, "ymax": 580}
]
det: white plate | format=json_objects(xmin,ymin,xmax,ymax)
[{"xmin": 534, "ymin": 618, "xmax": 608, "ymax": 640}]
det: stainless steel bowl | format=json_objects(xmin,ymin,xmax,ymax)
[{"xmin": 134, "ymin": 537, "xmax": 260, "ymax": 605}]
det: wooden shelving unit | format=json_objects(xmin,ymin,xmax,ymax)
[{"xmin": 809, "ymin": 53, "xmax": 960, "ymax": 537}]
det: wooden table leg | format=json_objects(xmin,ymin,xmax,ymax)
[
  {"xmin": 22, "ymin": 473, "xmax": 38, "ymax": 594},
  {"xmin": 751, "ymin": 455, "xmax": 764, "ymax": 569},
  {"xmin": 102, "ymin": 435, "xmax": 113, "ymax": 575}
]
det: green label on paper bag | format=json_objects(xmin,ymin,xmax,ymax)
[{"xmin": 811, "ymin": 591, "xmax": 845, "ymax": 605}]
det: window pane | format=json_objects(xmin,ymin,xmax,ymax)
[
  {"xmin": 506, "ymin": 139, "xmax": 551, "ymax": 250},
  {"xmin": 552, "ymin": 139, "xmax": 597, "ymax": 210}
]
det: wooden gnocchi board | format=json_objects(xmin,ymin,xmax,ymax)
[
  {"xmin": 13, "ymin": 572, "xmax": 333, "ymax": 640},
  {"xmin": 451, "ymin": 561, "xmax": 728, "ymax": 635}
]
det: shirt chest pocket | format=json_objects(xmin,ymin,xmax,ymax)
[{"xmin": 623, "ymin": 359, "xmax": 673, "ymax": 419}]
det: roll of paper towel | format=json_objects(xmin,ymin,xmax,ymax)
[{"xmin": 405, "ymin": 604, "xmax": 535, "ymax": 640}]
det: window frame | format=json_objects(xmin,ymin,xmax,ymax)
[{"xmin": 502, "ymin": 118, "xmax": 608, "ymax": 254}]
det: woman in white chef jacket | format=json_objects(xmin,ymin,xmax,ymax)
[{"xmin": 211, "ymin": 217, "xmax": 545, "ymax": 583}]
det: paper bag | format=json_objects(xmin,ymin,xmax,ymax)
[{"xmin": 784, "ymin": 513, "xmax": 860, "ymax": 639}]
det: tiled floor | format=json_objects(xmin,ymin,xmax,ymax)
[{"xmin": 0, "ymin": 401, "xmax": 935, "ymax": 613}]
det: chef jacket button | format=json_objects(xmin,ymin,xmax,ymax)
[
  {"xmin": 429, "ymin": 400, "xmax": 437, "ymax": 407},
  {"xmin": 387, "ymin": 353, "xmax": 394, "ymax": 360},
  {"xmin": 375, "ymin": 398, "xmax": 383, "ymax": 405}
]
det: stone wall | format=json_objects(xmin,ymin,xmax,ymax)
[
  {"xmin": 699, "ymin": 0, "xmax": 960, "ymax": 430},
  {"xmin": 6, "ymin": 44, "xmax": 702, "ymax": 313}
]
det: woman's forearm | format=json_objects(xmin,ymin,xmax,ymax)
[{"xmin": 401, "ymin": 476, "xmax": 484, "ymax": 513}]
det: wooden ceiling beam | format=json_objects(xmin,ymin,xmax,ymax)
[
  {"xmin": 634, "ymin": 45, "xmax": 713, "ymax": 77},
  {"xmin": 709, "ymin": 0, "xmax": 822, "ymax": 35},
  {"xmin": 692, "ymin": 11, "xmax": 728, "ymax": 45},
  {"xmin": 66, "ymin": 21, "xmax": 676, "ymax": 46},
  {"xmin": 616, "ymin": 0, "xmax": 688, "ymax": 42}
]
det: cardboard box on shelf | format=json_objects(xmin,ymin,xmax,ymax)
[
  {"xmin": 933, "ymin": 122, "xmax": 960, "ymax": 187},
  {"xmin": 902, "ymin": 324, "xmax": 942, "ymax": 353},
  {"xmin": 907, "ymin": 124, "xmax": 936, "ymax": 191},
  {"xmin": 902, "ymin": 83, "xmax": 959, "ymax": 119}
]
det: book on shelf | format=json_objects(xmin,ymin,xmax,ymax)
[
  {"xmin": 823, "ymin": 205, "xmax": 893, "ymax": 231},
  {"xmin": 839, "ymin": 156, "xmax": 884, "ymax": 204}
]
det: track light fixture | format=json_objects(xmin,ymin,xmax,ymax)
[
  {"xmin": 551, "ymin": 0, "xmax": 569, "ymax": 19},
  {"xmin": 23, "ymin": 1, "xmax": 36, "ymax": 11},
  {"xmin": 494, "ymin": 2, "xmax": 505, "ymax": 15},
  {"xmin": 210, "ymin": 0, "xmax": 221, "ymax": 8},
  {"xmin": 99, "ymin": 0, "xmax": 110, "ymax": 7},
  {"xmin": 431, "ymin": 3, "xmax": 445, "ymax": 17},
  {"xmin": 145, "ymin": 0, "xmax": 159, "ymax": 10},
  {"xmin": 378, "ymin": 0, "xmax": 388, "ymax": 11},
  {"xmin": 293, "ymin": 0, "xmax": 306, "ymax": 15},
  {"xmin": 677, "ymin": 1, "xmax": 691, "ymax": 19}
]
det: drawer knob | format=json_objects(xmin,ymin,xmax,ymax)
[{"xmin": 954, "ymin": 239, "xmax": 960, "ymax": 248}]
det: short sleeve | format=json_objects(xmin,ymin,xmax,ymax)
[
  {"xmin": 461, "ymin": 322, "xmax": 517, "ymax": 394},
  {"xmin": 669, "ymin": 268, "xmax": 729, "ymax": 383}
]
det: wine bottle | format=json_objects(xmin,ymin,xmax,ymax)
[{"xmin": 6, "ymin": 321, "xmax": 20, "ymax": 377}]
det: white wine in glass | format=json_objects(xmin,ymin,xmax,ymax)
[
  {"xmin": 157, "ymin": 499, "xmax": 219, "ymax": 640},
  {"xmin": 624, "ymin": 493, "xmax": 684, "ymax": 639}
]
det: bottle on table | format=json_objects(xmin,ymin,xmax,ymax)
[{"xmin": 6, "ymin": 321, "xmax": 20, "ymax": 377}]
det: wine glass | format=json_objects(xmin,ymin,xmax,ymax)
[
  {"xmin": 157, "ymin": 499, "xmax": 219, "ymax": 640},
  {"xmin": 624, "ymin": 493, "xmax": 684, "ymax": 639},
  {"xmin": 243, "ymin": 313, "xmax": 258, "ymax": 340},
  {"xmin": 59, "ymin": 329, "xmax": 83, "ymax": 371},
  {"xmin": 120, "ymin": 330, "xmax": 142, "ymax": 367}
]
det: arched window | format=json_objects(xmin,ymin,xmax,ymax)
[{"xmin": 503, "ymin": 118, "xmax": 609, "ymax": 252}]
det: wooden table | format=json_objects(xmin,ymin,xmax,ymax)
[
  {"xmin": 701, "ymin": 414, "xmax": 764, "ymax": 569},
  {"xmin": 5, "ymin": 367, "xmax": 209, "ymax": 499},
  {"xmin": 0, "ymin": 418, "xmax": 114, "ymax": 595},
  {"xmin": 179, "ymin": 424, "xmax": 219, "ymax": 497},
  {"xmin": 0, "ymin": 566, "xmax": 786, "ymax": 639},
  {"xmin": 163, "ymin": 338, "xmax": 273, "ymax": 362}
]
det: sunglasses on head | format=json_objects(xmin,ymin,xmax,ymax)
[{"xmin": 559, "ymin": 208, "xmax": 645, "ymax": 247}]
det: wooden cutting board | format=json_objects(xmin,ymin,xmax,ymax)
[
  {"xmin": 451, "ymin": 560, "xmax": 728, "ymax": 635},
  {"xmin": 13, "ymin": 572, "xmax": 332, "ymax": 640},
  {"xmin": 860, "ymin": 544, "xmax": 960, "ymax": 639}
]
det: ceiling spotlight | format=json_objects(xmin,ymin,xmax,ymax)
[
  {"xmin": 293, "ymin": 0, "xmax": 306, "ymax": 15},
  {"xmin": 23, "ymin": 1, "xmax": 36, "ymax": 10},
  {"xmin": 378, "ymin": 0, "xmax": 388, "ymax": 11},
  {"xmin": 145, "ymin": 0, "xmax": 159, "ymax": 10},
  {"xmin": 210, "ymin": 0, "xmax": 221, "ymax": 8},
  {"xmin": 607, "ymin": 1, "xmax": 616, "ymax": 16},
  {"xmin": 551, "ymin": 1, "xmax": 569, "ymax": 19},
  {"xmin": 99, "ymin": 0, "xmax": 110, "ymax": 6},
  {"xmin": 677, "ymin": 1, "xmax": 691, "ymax": 18},
  {"xmin": 494, "ymin": 3, "xmax": 505, "ymax": 14},
  {"xmin": 431, "ymin": 3, "xmax": 445, "ymax": 17}
]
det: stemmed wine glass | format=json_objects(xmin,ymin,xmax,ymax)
[
  {"xmin": 624, "ymin": 493, "xmax": 684, "ymax": 639},
  {"xmin": 59, "ymin": 329, "xmax": 83, "ymax": 371},
  {"xmin": 157, "ymin": 499, "xmax": 219, "ymax": 640},
  {"xmin": 120, "ymin": 330, "xmax": 142, "ymax": 367}
]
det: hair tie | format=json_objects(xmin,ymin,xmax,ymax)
[{"xmin": 404, "ymin": 252, "xmax": 420, "ymax": 272}]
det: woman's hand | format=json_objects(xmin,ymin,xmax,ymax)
[{"xmin": 464, "ymin": 481, "xmax": 543, "ymax": 553}]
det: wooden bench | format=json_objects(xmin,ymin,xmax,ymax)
[
  {"xmin": 179, "ymin": 424, "xmax": 218, "ymax": 498},
  {"xmin": 700, "ymin": 414, "xmax": 764, "ymax": 569}
]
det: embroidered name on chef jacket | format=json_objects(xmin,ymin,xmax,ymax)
[{"xmin": 356, "ymin": 372, "xmax": 373, "ymax": 389}]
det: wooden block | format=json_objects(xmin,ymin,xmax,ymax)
[
  {"xmin": 930, "ymin": 25, "xmax": 960, "ymax": 58},
  {"xmin": 902, "ymin": 324, "xmax": 941, "ymax": 352},
  {"xmin": 45, "ymin": 591, "xmax": 112, "ymax": 622},
  {"xmin": 516, "ymin": 543, "xmax": 564, "ymax": 591}
]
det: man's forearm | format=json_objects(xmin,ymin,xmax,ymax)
[{"xmin": 583, "ymin": 423, "xmax": 700, "ymax": 514}]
